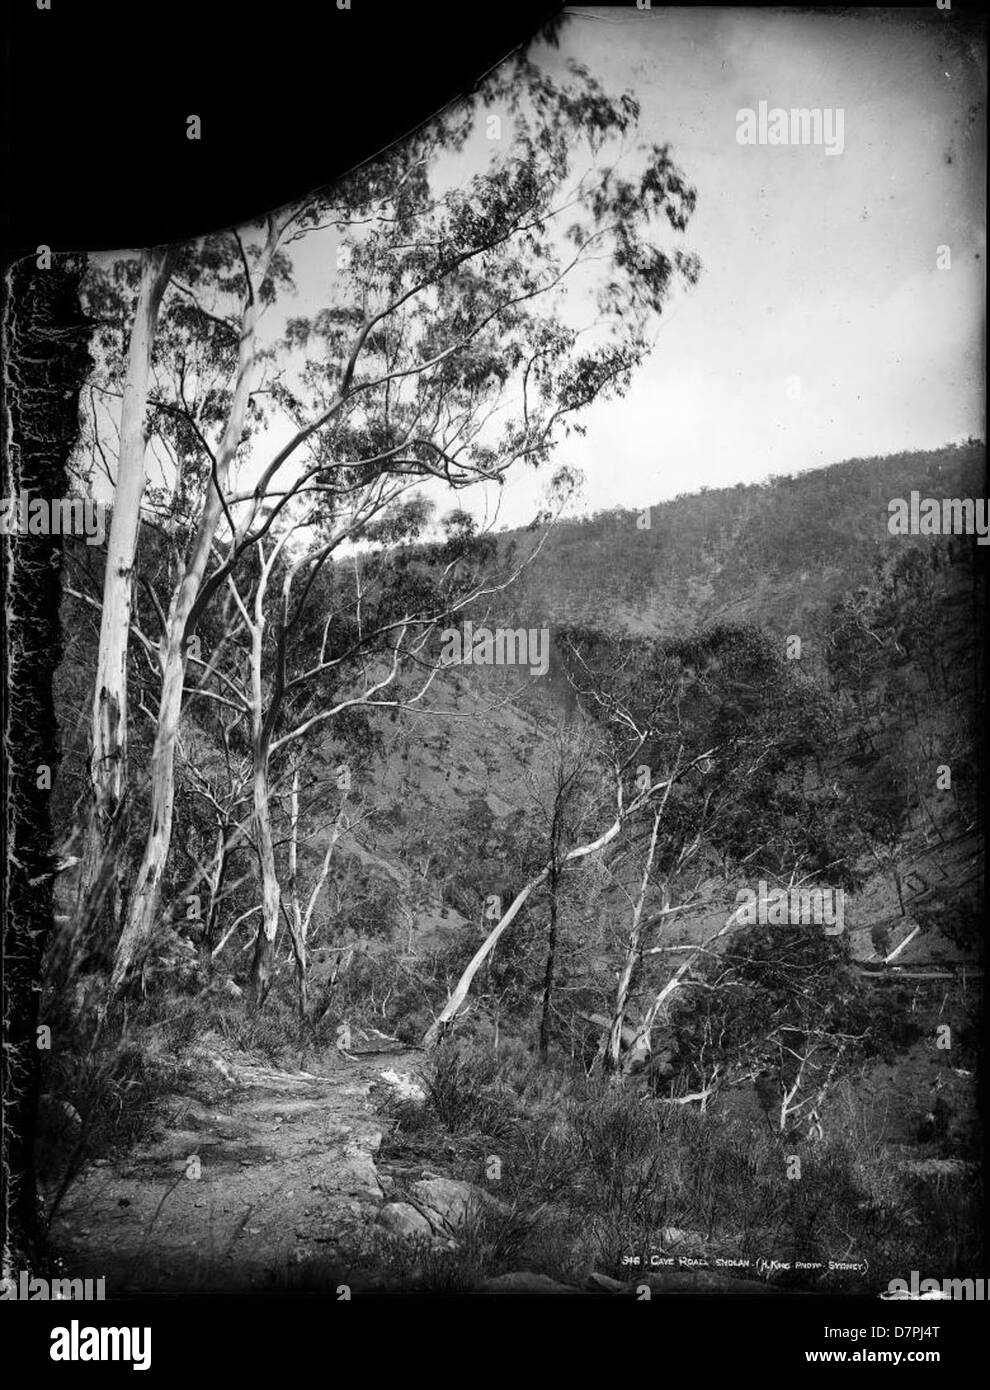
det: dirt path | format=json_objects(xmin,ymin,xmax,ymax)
[{"xmin": 52, "ymin": 1043, "xmax": 425, "ymax": 1293}]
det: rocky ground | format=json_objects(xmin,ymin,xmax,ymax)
[{"xmin": 51, "ymin": 1037, "xmax": 422, "ymax": 1293}]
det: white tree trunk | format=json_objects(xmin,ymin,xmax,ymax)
[
  {"xmin": 244, "ymin": 543, "xmax": 282, "ymax": 1009},
  {"xmin": 247, "ymin": 736, "xmax": 281, "ymax": 1008},
  {"xmin": 204, "ymin": 821, "xmax": 229, "ymax": 952},
  {"xmin": 606, "ymin": 809, "xmax": 663, "ymax": 1072},
  {"xmin": 286, "ymin": 769, "xmax": 306, "ymax": 1019},
  {"xmin": 109, "ymin": 626, "xmax": 185, "ymax": 989},
  {"xmin": 82, "ymin": 246, "xmax": 174, "ymax": 912},
  {"xmin": 110, "ymin": 236, "xmax": 275, "ymax": 992},
  {"xmin": 623, "ymin": 901, "xmax": 749, "ymax": 1072}
]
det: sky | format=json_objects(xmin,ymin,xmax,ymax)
[
  {"xmin": 478, "ymin": 5, "xmax": 987, "ymax": 527},
  {"xmin": 101, "ymin": 6, "xmax": 986, "ymax": 537},
  {"xmin": 327, "ymin": 4, "xmax": 984, "ymax": 533}
]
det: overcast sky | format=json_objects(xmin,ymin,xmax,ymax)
[
  {"xmin": 289, "ymin": 4, "xmax": 983, "ymax": 533},
  {"xmin": 105, "ymin": 6, "xmax": 984, "ymax": 536},
  {"xmin": 484, "ymin": 5, "xmax": 985, "ymax": 527}
]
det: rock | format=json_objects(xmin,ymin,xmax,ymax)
[
  {"xmin": 377, "ymin": 1202, "xmax": 434, "ymax": 1240},
  {"xmin": 485, "ymin": 790, "xmax": 515, "ymax": 820},
  {"xmin": 378, "ymin": 1069, "xmax": 426, "ymax": 1104},
  {"xmin": 409, "ymin": 1177, "xmax": 508, "ymax": 1231},
  {"xmin": 659, "ymin": 1226, "xmax": 706, "ymax": 1248},
  {"xmin": 483, "ymin": 1271, "xmax": 577, "ymax": 1293},
  {"xmin": 585, "ymin": 1271, "xmax": 628, "ymax": 1292},
  {"xmin": 327, "ymin": 1130, "xmax": 385, "ymax": 1201}
]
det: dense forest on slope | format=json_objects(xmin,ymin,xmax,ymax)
[
  {"xmin": 498, "ymin": 439, "xmax": 986, "ymax": 637},
  {"xmin": 43, "ymin": 440, "xmax": 986, "ymax": 1292}
]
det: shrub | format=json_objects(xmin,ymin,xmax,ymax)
[{"xmin": 419, "ymin": 1046, "xmax": 515, "ymax": 1138}]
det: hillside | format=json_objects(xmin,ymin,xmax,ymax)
[
  {"xmin": 497, "ymin": 439, "xmax": 986, "ymax": 637},
  {"xmin": 45, "ymin": 441, "xmax": 986, "ymax": 1293},
  {"xmin": 329, "ymin": 440, "xmax": 985, "ymax": 951}
]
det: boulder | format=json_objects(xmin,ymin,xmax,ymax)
[
  {"xmin": 409, "ymin": 1177, "xmax": 508, "ymax": 1230},
  {"xmin": 378, "ymin": 1069, "xmax": 426, "ymax": 1105},
  {"xmin": 377, "ymin": 1202, "xmax": 434, "ymax": 1240},
  {"xmin": 659, "ymin": 1226, "xmax": 706, "ymax": 1248}
]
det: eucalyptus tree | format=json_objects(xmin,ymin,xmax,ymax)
[
  {"xmin": 222, "ymin": 497, "xmax": 546, "ymax": 1007},
  {"xmin": 81, "ymin": 49, "xmax": 701, "ymax": 992},
  {"xmin": 76, "ymin": 232, "xmax": 292, "ymax": 938},
  {"xmin": 80, "ymin": 248, "xmax": 174, "ymax": 920}
]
